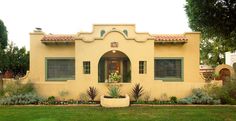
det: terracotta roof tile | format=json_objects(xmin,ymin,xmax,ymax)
[
  {"xmin": 154, "ymin": 35, "xmax": 188, "ymax": 43},
  {"xmin": 41, "ymin": 35, "xmax": 75, "ymax": 42}
]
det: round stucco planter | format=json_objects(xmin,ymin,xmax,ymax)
[{"xmin": 100, "ymin": 94, "xmax": 130, "ymax": 108}]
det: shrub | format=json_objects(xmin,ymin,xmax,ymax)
[
  {"xmin": 108, "ymin": 85, "xmax": 120, "ymax": 98},
  {"xmin": 178, "ymin": 88, "xmax": 221, "ymax": 105},
  {"xmin": 0, "ymin": 89, "xmax": 4, "ymax": 97},
  {"xmin": 0, "ymin": 92, "xmax": 44, "ymax": 105},
  {"xmin": 79, "ymin": 93, "xmax": 89, "ymax": 103},
  {"xmin": 170, "ymin": 96, "xmax": 177, "ymax": 104},
  {"xmin": 160, "ymin": 93, "xmax": 168, "ymax": 101},
  {"xmin": 202, "ymin": 83, "xmax": 221, "ymax": 100},
  {"xmin": 131, "ymin": 83, "xmax": 144, "ymax": 102},
  {"xmin": 218, "ymin": 81, "xmax": 236, "ymax": 104},
  {"xmin": 47, "ymin": 96, "xmax": 56, "ymax": 104},
  {"xmin": 58, "ymin": 90, "xmax": 69, "ymax": 101},
  {"xmin": 3, "ymin": 80, "xmax": 34, "ymax": 96},
  {"xmin": 192, "ymin": 88, "xmax": 220, "ymax": 104},
  {"xmin": 177, "ymin": 98, "xmax": 192, "ymax": 104},
  {"xmin": 143, "ymin": 92, "xmax": 151, "ymax": 102},
  {"xmin": 87, "ymin": 86, "xmax": 98, "ymax": 101}
]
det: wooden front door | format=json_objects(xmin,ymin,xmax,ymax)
[{"xmin": 219, "ymin": 68, "xmax": 231, "ymax": 85}]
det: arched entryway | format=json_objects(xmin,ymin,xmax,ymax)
[
  {"xmin": 98, "ymin": 50, "xmax": 131, "ymax": 83},
  {"xmin": 219, "ymin": 68, "xmax": 231, "ymax": 85}
]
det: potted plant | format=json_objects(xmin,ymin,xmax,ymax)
[
  {"xmin": 100, "ymin": 86, "xmax": 130, "ymax": 107},
  {"xmin": 107, "ymin": 71, "xmax": 121, "ymax": 83},
  {"xmin": 100, "ymin": 80, "xmax": 130, "ymax": 107}
]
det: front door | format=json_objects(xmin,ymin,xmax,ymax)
[{"xmin": 107, "ymin": 60, "xmax": 121, "ymax": 78}]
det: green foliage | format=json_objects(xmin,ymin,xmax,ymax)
[
  {"xmin": 47, "ymin": 96, "xmax": 56, "ymax": 104},
  {"xmin": 233, "ymin": 63, "xmax": 236, "ymax": 72},
  {"xmin": 0, "ymin": 92, "xmax": 44, "ymax": 105},
  {"xmin": 79, "ymin": 93, "xmax": 89, "ymax": 103},
  {"xmin": 108, "ymin": 72, "xmax": 121, "ymax": 83},
  {"xmin": 87, "ymin": 86, "xmax": 98, "ymax": 101},
  {"xmin": 0, "ymin": 89, "xmax": 4, "ymax": 97},
  {"xmin": 0, "ymin": 80, "xmax": 42, "ymax": 105},
  {"xmin": 108, "ymin": 85, "xmax": 120, "ymax": 98},
  {"xmin": 58, "ymin": 90, "xmax": 69, "ymax": 100},
  {"xmin": 0, "ymin": 19, "xmax": 8, "ymax": 49},
  {"xmin": 195, "ymin": 82, "xmax": 236, "ymax": 104},
  {"xmin": 191, "ymin": 88, "xmax": 217, "ymax": 104},
  {"xmin": 185, "ymin": 0, "xmax": 236, "ymax": 50},
  {"xmin": 3, "ymin": 80, "xmax": 34, "ymax": 96},
  {"xmin": 0, "ymin": 42, "xmax": 29, "ymax": 76},
  {"xmin": 177, "ymin": 98, "xmax": 192, "ymax": 104},
  {"xmin": 218, "ymin": 81, "xmax": 236, "ymax": 104},
  {"xmin": 200, "ymin": 39, "xmax": 227, "ymax": 66},
  {"xmin": 178, "ymin": 87, "xmax": 221, "ymax": 105},
  {"xmin": 185, "ymin": 0, "xmax": 236, "ymax": 65},
  {"xmin": 170, "ymin": 96, "xmax": 177, "ymax": 104},
  {"xmin": 131, "ymin": 83, "xmax": 144, "ymax": 102}
]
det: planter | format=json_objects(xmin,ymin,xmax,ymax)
[{"xmin": 100, "ymin": 94, "xmax": 130, "ymax": 108}]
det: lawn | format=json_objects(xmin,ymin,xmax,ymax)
[{"xmin": 0, "ymin": 106, "xmax": 236, "ymax": 121}]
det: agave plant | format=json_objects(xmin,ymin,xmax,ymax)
[
  {"xmin": 87, "ymin": 86, "xmax": 98, "ymax": 101},
  {"xmin": 108, "ymin": 86, "xmax": 121, "ymax": 98},
  {"xmin": 131, "ymin": 83, "xmax": 144, "ymax": 102}
]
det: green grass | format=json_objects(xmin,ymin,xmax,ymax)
[{"xmin": 0, "ymin": 106, "xmax": 236, "ymax": 121}]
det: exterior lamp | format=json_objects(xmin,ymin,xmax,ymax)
[{"xmin": 112, "ymin": 50, "xmax": 116, "ymax": 53}]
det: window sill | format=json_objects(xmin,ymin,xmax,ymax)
[
  {"xmin": 98, "ymin": 82, "xmax": 131, "ymax": 83},
  {"xmin": 46, "ymin": 78, "xmax": 75, "ymax": 81},
  {"xmin": 155, "ymin": 77, "xmax": 183, "ymax": 82}
]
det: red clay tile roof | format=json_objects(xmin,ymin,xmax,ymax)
[
  {"xmin": 41, "ymin": 35, "xmax": 75, "ymax": 42},
  {"xmin": 154, "ymin": 35, "xmax": 188, "ymax": 43}
]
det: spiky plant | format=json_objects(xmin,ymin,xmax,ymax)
[
  {"xmin": 108, "ymin": 86, "xmax": 120, "ymax": 98},
  {"xmin": 87, "ymin": 86, "xmax": 98, "ymax": 101},
  {"xmin": 131, "ymin": 83, "xmax": 144, "ymax": 102}
]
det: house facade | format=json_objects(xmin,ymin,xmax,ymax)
[
  {"xmin": 225, "ymin": 51, "xmax": 236, "ymax": 67},
  {"xmin": 29, "ymin": 24, "xmax": 205, "ymax": 100}
]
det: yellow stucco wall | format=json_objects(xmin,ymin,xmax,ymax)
[{"xmin": 28, "ymin": 24, "xmax": 206, "ymax": 100}]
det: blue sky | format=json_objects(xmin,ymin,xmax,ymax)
[{"xmin": 0, "ymin": 0, "xmax": 191, "ymax": 50}]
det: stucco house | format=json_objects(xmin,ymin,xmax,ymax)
[
  {"xmin": 28, "ymin": 24, "xmax": 205, "ymax": 100},
  {"xmin": 225, "ymin": 51, "xmax": 236, "ymax": 67}
]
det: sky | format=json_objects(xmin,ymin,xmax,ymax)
[{"xmin": 0, "ymin": 0, "xmax": 191, "ymax": 50}]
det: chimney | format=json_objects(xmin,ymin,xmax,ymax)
[{"xmin": 34, "ymin": 27, "xmax": 42, "ymax": 32}]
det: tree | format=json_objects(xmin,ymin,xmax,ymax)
[
  {"xmin": 185, "ymin": 0, "xmax": 236, "ymax": 65},
  {"xmin": 0, "ymin": 19, "xmax": 8, "ymax": 49},
  {"xmin": 200, "ymin": 39, "xmax": 228, "ymax": 66},
  {"xmin": 0, "ymin": 42, "xmax": 29, "ymax": 77}
]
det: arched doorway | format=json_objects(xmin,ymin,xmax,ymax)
[
  {"xmin": 98, "ymin": 50, "xmax": 131, "ymax": 83},
  {"xmin": 219, "ymin": 68, "xmax": 231, "ymax": 85}
]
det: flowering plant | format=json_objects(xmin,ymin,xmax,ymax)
[{"xmin": 108, "ymin": 72, "xmax": 121, "ymax": 83}]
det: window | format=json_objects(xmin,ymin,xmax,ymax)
[
  {"xmin": 83, "ymin": 61, "xmax": 90, "ymax": 74},
  {"xmin": 123, "ymin": 30, "xmax": 128, "ymax": 36},
  {"xmin": 46, "ymin": 58, "xmax": 75, "ymax": 81},
  {"xmin": 139, "ymin": 61, "xmax": 147, "ymax": 74},
  {"xmin": 154, "ymin": 58, "xmax": 183, "ymax": 81},
  {"xmin": 100, "ymin": 30, "xmax": 105, "ymax": 37}
]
